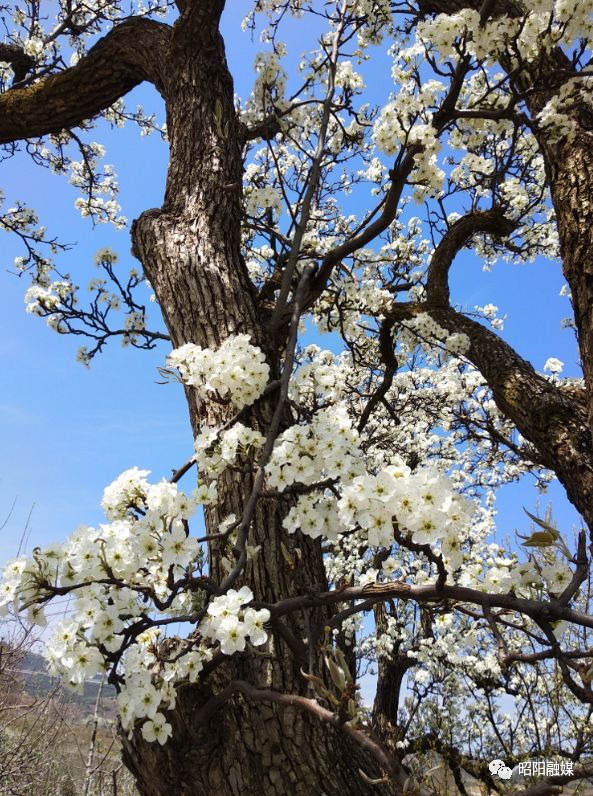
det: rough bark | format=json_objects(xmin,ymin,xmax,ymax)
[
  {"xmin": 0, "ymin": 43, "xmax": 35, "ymax": 84},
  {"xmin": 550, "ymin": 134, "xmax": 593, "ymax": 436},
  {"xmin": 507, "ymin": 44, "xmax": 593, "ymax": 451},
  {"xmin": 0, "ymin": 3, "xmax": 403, "ymax": 791},
  {"xmin": 124, "ymin": 4, "xmax": 593, "ymax": 792},
  {"xmin": 123, "ymin": 3, "xmax": 396, "ymax": 793},
  {"xmin": 418, "ymin": 0, "xmax": 593, "ymax": 465},
  {"xmin": 121, "ymin": 679, "xmax": 396, "ymax": 796},
  {"xmin": 382, "ymin": 203, "xmax": 593, "ymax": 529},
  {"xmin": 0, "ymin": 18, "xmax": 169, "ymax": 144},
  {"xmin": 372, "ymin": 603, "xmax": 414, "ymax": 751},
  {"xmin": 4, "ymin": 1, "xmax": 593, "ymax": 792},
  {"xmin": 375, "ymin": 3, "xmax": 593, "ymax": 768}
]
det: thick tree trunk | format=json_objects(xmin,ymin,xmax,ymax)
[
  {"xmin": 0, "ymin": 17, "xmax": 170, "ymax": 143},
  {"xmin": 550, "ymin": 134, "xmax": 593, "ymax": 435},
  {"xmin": 121, "ymin": 683, "xmax": 392, "ymax": 796},
  {"xmin": 123, "ymin": 4, "xmax": 394, "ymax": 794},
  {"xmin": 5, "ymin": 1, "xmax": 593, "ymax": 792},
  {"xmin": 507, "ymin": 46, "xmax": 593, "ymax": 449}
]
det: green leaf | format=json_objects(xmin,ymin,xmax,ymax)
[
  {"xmin": 519, "ymin": 530, "xmax": 560, "ymax": 548},
  {"xmin": 325, "ymin": 655, "xmax": 347, "ymax": 691},
  {"xmin": 523, "ymin": 508, "xmax": 561, "ymax": 538},
  {"xmin": 335, "ymin": 647, "xmax": 353, "ymax": 684}
]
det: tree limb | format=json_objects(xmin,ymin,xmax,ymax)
[
  {"xmin": 259, "ymin": 580, "xmax": 593, "ymax": 633},
  {"xmin": 0, "ymin": 43, "xmax": 36, "ymax": 84},
  {"xmin": 425, "ymin": 208, "xmax": 517, "ymax": 305},
  {"xmin": 0, "ymin": 18, "xmax": 170, "ymax": 145},
  {"xmin": 386, "ymin": 301, "xmax": 593, "ymax": 529}
]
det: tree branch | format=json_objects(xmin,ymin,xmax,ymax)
[
  {"xmin": 255, "ymin": 579, "xmax": 593, "ymax": 634},
  {"xmin": 0, "ymin": 43, "xmax": 36, "ymax": 84},
  {"xmin": 0, "ymin": 18, "xmax": 170, "ymax": 145},
  {"xmin": 241, "ymin": 115, "xmax": 282, "ymax": 142},
  {"xmin": 300, "ymin": 58, "xmax": 471, "ymax": 319},
  {"xmin": 386, "ymin": 301, "xmax": 593, "ymax": 529},
  {"xmin": 425, "ymin": 208, "xmax": 517, "ymax": 305},
  {"xmin": 417, "ymin": 0, "xmax": 523, "ymax": 20}
]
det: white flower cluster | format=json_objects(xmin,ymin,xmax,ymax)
[
  {"xmin": 475, "ymin": 304, "xmax": 506, "ymax": 331},
  {"xmin": 101, "ymin": 465, "xmax": 152, "ymax": 519},
  {"xmin": 23, "ymin": 36, "xmax": 45, "ymax": 58},
  {"xmin": 372, "ymin": 73, "xmax": 445, "ymax": 200},
  {"xmin": 45, "ymin": 618, "xmax": 106, "ymax": 686},
  {"xmin": 1, "ymin": 468, "xmax": 213, "ymax": 621},
  {"xmin": 350, "ymin": 0, "xmax": 392, "ymax": 44},
  {"xmin": 266, "ymin": 405, "xmax": 365, "ymax": 491},
  {"xmin": 116, "ymin": 633, "xmax": 210, "ymax": 746},
  {"xmin": 244, "ymin": 185, "xmax": 284, "ymax": 217},
  {"xmin": 194, "ymin": 423, "xmax": 265, "ymax": 476},
  {"xmin": 284, "ymin": 493, "xmax": 343, "ymax": 541},
  {"xmin": 24, "ymin": 280, "xmax": 76, "ymax": 315},
  {"xmin": 401, "ymin": 313, "xmax": 471, "ymax": 357},
  {"xmin": 416, "ymin": 9, "xmax": 515, "ymax": 64},
  {"xmin": 0, "ymin": 468, "xmax": 258, "ymax": 745},
  {"xmin": 537, "ymin": 77, "xmax": 593, "ymax": 143},
  {"xmin": 373, "ymin": 105, "xmax": 443, "ymax": 199},
  {"xmin": 288, "ymin": 346, "xmax": 349, "ymax": 404},
  {"xmin": 0, "ymin": 461, "xmax": 272, "ymax": 743},
  {"xmin": 201, "ymin": 586, "xmax": 270, "ymax": 655},
  {"xmin": 241, "ymin": 48, "xmax": 288, "ymax": 131},
  {"xmin": 544, "ymin": 357, "xmax": 564, "ymax": 376},
  {"xmin": 262, "ymin": 405, "xmax": 366, "ymax": 542},
  {"xmin": 113, "ymin": 589, "xmax": 270, "ymax": 744},
  {"xmin": 335, "ymin": 60, "xmax": 365, "ymax": 91},
  {"xmin": 337, "ymin": 464, "xmax": 473, "ymax": 553},
  {"xmin": 541, "ymin": 559, "xmax": 573, "ymax": 592},
  {"xmin": 413, "ymin": 4, "xmax": 593, "ymax": 146},
  {"xmin": 24, "ymin": 284, "xmax": 61, "ymax": 314},
  {"xmin": 267, "ymin": 393, "xmax": 474, "ymax": 562},
  {"xmin": 167, "ymin": 335, "xmax": 270, "ymax": 410}
]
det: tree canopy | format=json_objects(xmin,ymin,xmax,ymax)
[{"xmin": 2, "ymin": 1, "xmax": 593, "ymax": 794}]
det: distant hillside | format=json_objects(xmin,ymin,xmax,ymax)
[{"xmin": 10, "ymin": 649, "xmax": 116, "ymax": 709}]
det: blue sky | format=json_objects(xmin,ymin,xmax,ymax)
[{"xmin": 0, "ymin": 4, "xmax": 583, "ymax": 569}]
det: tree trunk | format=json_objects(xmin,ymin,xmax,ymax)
[
  {"xmin": 372, "ymin": 604, "xmax": 414, "ymax": 752},
  {"xmin": 123, "ymin": 5, "xmax": 394, "ymax": 793},
  {"xmin": 121, "ymin": 682, "xmax": 392, "ymax": 796},
  {"xmin": 550, "ymin": 133, "xmax": 593, "ymax": 436},
  {"xmin": 507, "ymin": 44, "xmax": 593, "ymax": 449}
]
